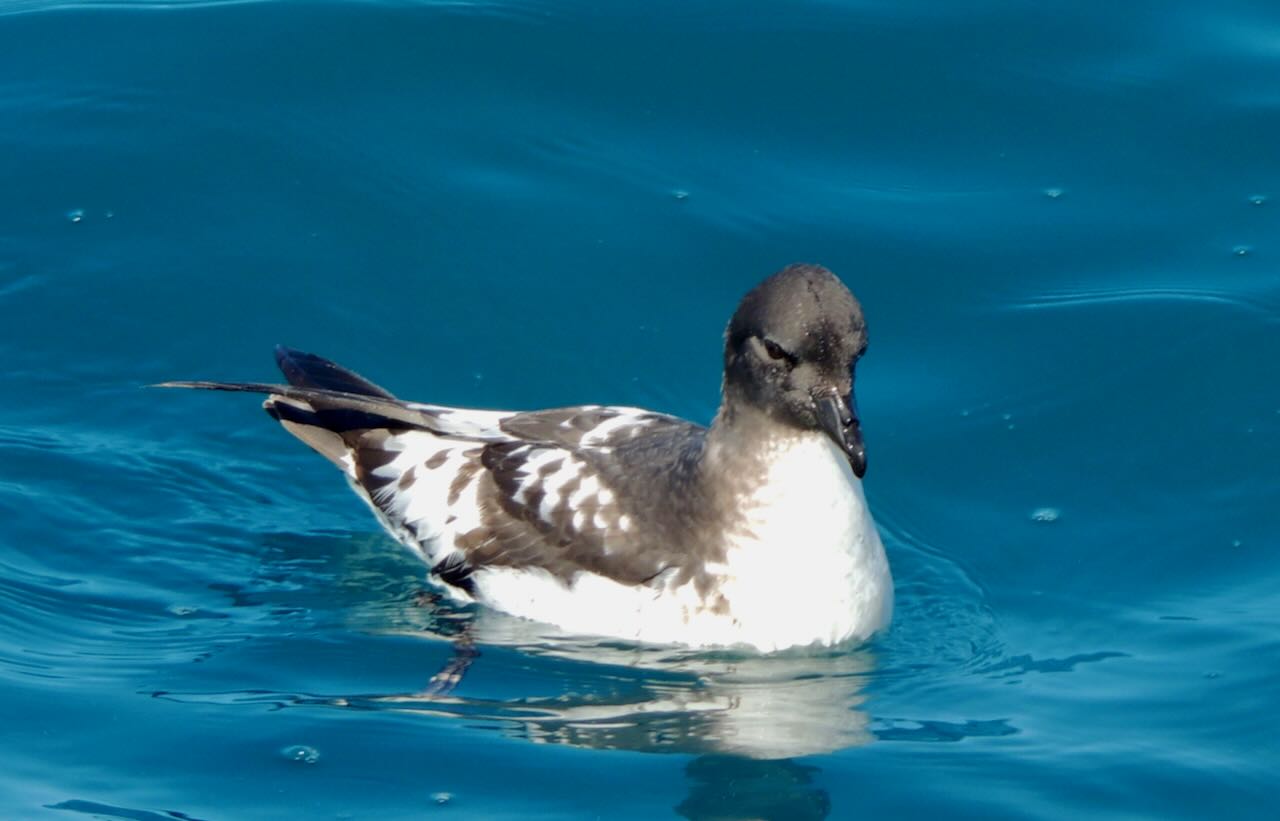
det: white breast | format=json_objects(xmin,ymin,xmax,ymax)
[{"xmin": 704, "ymin": 432, "xmax": 894, "ymax": 651}]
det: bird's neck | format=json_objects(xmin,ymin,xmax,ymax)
[{"xmin": 704, "ymin": 397, "xmax": 796, "ymax": 487}]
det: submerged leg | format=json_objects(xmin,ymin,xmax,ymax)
[{"xmin": 421, "ymin": 633, "xmax": 480, "ymax": 698}]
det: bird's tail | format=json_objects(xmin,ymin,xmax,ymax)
[{"xmin": 155, "ymin": 346, "xmax": 425, "ymax": 470}]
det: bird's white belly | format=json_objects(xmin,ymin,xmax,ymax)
[
  {"xmin": 702, "ymin": 432, "xmax": 893, "ymax": 650},
  {"xmin": 472, "ymin": 433, "xmax": 893, "ymax": 652}
]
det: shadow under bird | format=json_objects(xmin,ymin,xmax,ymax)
[{"xmin": 160, "ymin": 263, "xmax": 893, "ymax": 652}]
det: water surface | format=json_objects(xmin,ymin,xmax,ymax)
[{"xmin": 1, "ymin": 1, "xmax": 1278, "ymax": 818}]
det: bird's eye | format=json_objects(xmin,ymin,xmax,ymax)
[{"xmin": 761, "ymin": 338, "xmax": 796, "ymax": 365}]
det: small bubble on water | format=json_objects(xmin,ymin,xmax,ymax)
[
  {"xmin": 1248, "ymin": 194, "xmax": 1267, "ymax": 206},
  {"xmin": 281, "ymin": 744, "xmax": 320, "ymax": 764},
  {"xmin": 960, "ymin": 409, "xmax": 970, "ymax": 417},
  {"xmin": 431, "ymin": 792, "xmax": 454, "ymax": 806},
  {"xmin": 672, "ymin": 189, "xmax": 690, "ymax": 201},
  {"xmin": 1204, "ymin": 671, "xmax": 1222, "ymax": 679},
  {"xmin": 1043, "ymin": 187, "xmax": 1064, "ymax": 199},
  {"xmin": 1001, "ymin": 413, "xmax": 1012, "ymax": 421},
  {"xmin": 1232, "ymin": 245, "xmax": 1252, "ymax": 257},
  {"xmin": 1231, "ymin": 539, "xmax": 1242, "ymax": 548},
  {"xmin": 1030, "ymin": 507, "xmax": 1060, "ymax": 523},
  {"xmin": 66, "ymin": 209, "xmax": 85, "ymax": 223},
  {"xmin": 166, "ymin": 604, "xmax": 197, "ymax": 617},
  {"xmin": 105, "ymin": 210, "xmax": 115, "ymax": 219}
]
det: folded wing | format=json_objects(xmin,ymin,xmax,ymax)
[{"xmin": 158, "ymin": 347, "xmax": 702, "ymax": 595}]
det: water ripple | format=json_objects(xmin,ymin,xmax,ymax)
[
  {"xmin": 976, "ymin": 651, "xmax": 1129, "ymax": 679},
  {"xmin": 0, "ymin": 274, "xmax": 42, "ymax": 300},
  {"xmin": 873, "ymin": 508, "xmax": 1003, "ymax": 676},
  {"xmin": 46, "ymin": 799, "xmax": 210, "ymax": 821},
  {"xmin": 1009, "ymin": 285, "xmax": 1280, "ymax": 319},
  {"xmin": 0, "ymin": 0, "xmax": 269, "ymax": 18},
  {"xmin": 0, "ymin": 0, "xmax": 553, "ymax": 21},
  {"xmin": 871, "ymin": 717, "xmax": 1018, "ymax": 743}
]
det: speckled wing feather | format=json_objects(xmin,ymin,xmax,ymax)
[
  {"xmin": 350, "ymin": 406, "xmax": 711, "ymax": 592},
  {"xmin": 160, "ymin": 350, "xmax": 713, "ymax": 595}
]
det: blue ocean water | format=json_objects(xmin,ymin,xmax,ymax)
[{"xmin": 2, "ymin": 0, "xmax": 1278, "ymax": 817}]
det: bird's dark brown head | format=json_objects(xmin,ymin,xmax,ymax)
[{"xmin": 723, "ymin": 263, "xmax": 869, "ymax": 477}]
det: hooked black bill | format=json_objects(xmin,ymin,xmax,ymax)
[{"xmin": 813, "ymin": 389, "xmax": 866, "ymax": 478}]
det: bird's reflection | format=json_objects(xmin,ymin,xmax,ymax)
[
  {"xmin": 364, "ymin": 609, "xmax": 865, "ymax": 819},
  {"xmin": 223, "ymin": 532, "xmax": 878, "ymax": 817},
  {"xmin": 677, "ymin": 756, "xmax": 831, "ymax": 821},
  {"xmin": 243, "ymin": 532, "xmax": 881, "ymax": 764},
  {"xmin": 369, "ymin": 602, "xmax": 877, "ymax": 762}
]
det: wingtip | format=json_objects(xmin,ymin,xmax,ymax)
[
  {"xmin": 271, "ymin": 345, "xmax": 397, "ymax": 399},
  {"xmin": 273, "ymin": 344, "xmax": 297, "ymax": 367}
]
